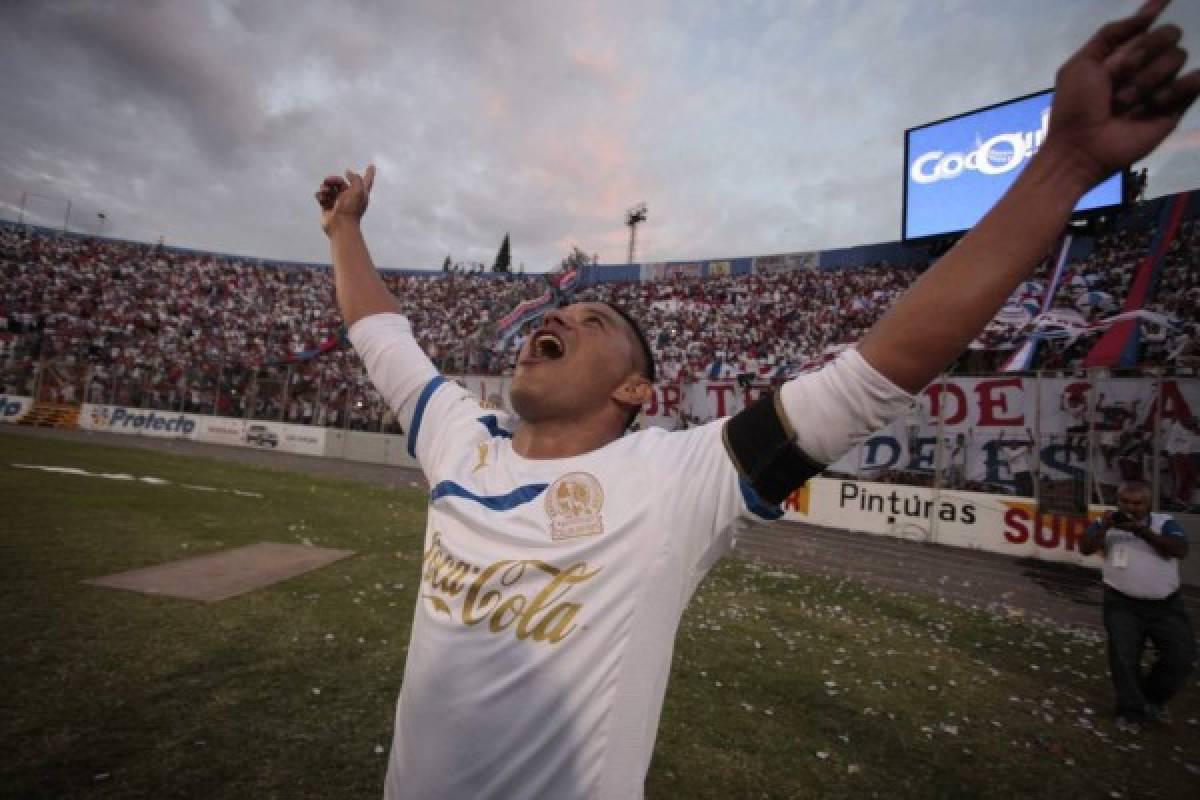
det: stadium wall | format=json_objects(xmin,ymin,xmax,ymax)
[
  {"xmin": 69, "ymin": 403, "xmax": 421, "ymax": 468},
  {"xmin": 780, "ymin": 478, "xmax": 1200, "ymax": 587},
  {"xmin": 781, "ymin": 478, "xmax": 1103, "ymax": 564},
  {"xmin": 817, "ymin": 241, "xmax": 927, "ymax": 270}
]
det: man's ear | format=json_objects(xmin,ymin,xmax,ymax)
[{"xmin": 612, "ymin": 374, "xmax": 654, "ymax": 407}]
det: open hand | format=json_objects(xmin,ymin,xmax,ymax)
[
  {"xmin": 1047, "ymin": 0, "xmax": 1200, "ymax": 190},
  {"xmin": 315, "ymin": 165, "xmax": 376, "ymax": 237}
]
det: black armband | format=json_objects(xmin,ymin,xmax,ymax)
[{"xmin": 722, "ymin": 391, "xmax": 826, "ymax": 505}]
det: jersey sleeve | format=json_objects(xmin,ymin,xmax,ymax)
[
  {"xmin": 777, "ymin": 347, "xmax": 916, "ymax": 464},
  {"xmin": 347, "ymin": 312, "xmax": 486, "ymax": 479},
  {"xmin": 1161, "ymin": 518, "xmax": 1186, "ymax": 539}
]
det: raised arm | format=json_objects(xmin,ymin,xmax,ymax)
[
  {"xmin": 315, "ymin": 166, "xmax": 444, "ymax": 422},
  {"xmin": 859, "ymin": 0, "xmax": 1199, "ymax": 393},
  {"xmin": 315, "ymin": 165, "xmax": 401, "ymax": 327}
]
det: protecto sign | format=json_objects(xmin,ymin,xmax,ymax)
[
  {"xmin": 0, "ymin": 395, "xmax": 34, "ymax": 421},
  {"xmin": 86, "ymin": 405, "xmax": 197, "ymax": 436}
]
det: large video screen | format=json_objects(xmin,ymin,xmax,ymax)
[{"xmin": 903, "ymin": 89, "xmax": 1123, "ymax": 241}]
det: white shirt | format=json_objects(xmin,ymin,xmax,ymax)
[
  {"xmin": 1100, "ymin": 513, "xmax": 1186, "ymax": 599},
  {"xmin": 349, "ymin": 313, "xmax": 911, "ymax": 800}
]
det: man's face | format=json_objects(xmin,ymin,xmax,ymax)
[
  {"xmin": 1116, "ymin": 487, "xmax": 1151, "ymax": 520},
  {"xmin": 509, "ymin": 302, "xmax": 645, "ymax": 426}
]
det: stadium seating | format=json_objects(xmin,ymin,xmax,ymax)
[{"xmin": 1, "ymin": 194, "xmax": 1196, "ymax": 430}]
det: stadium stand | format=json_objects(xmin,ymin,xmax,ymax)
[{"xmin": 1, "ymin": 191, "xmax": 1197, "ymax": 431}]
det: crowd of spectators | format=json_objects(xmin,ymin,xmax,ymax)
[
  {"xmin": 574, "ymin": 265, "xmax": 915, "ymax": 384},
  {"xmin": 1, "ymin": 195, "xmax": 1197, "ymax": 430},
  {"xmin": 0, "ymin": 225, "xmax": 551, "ymax": 428},
  {"xmin": 961, "ymin": 211, "xmax": 1200, "ymax": 373}
]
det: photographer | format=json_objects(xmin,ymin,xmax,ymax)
[{"xmin": 1080, "ymin": 480, "xmax": 1195, "ymax": 727}]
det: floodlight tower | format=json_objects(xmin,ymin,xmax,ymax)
[{"xmin": 625, "ymin": 203, "xmax": 647, "ymax": 264}]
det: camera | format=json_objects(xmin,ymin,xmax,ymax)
[{"xmin": 1111, "ymin": 510, "xmax": 1132, "ymax": 526}]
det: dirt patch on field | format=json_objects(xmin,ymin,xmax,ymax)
[{"xmin": 85, "ymin": 542, "xmax": 355, "ymax": 603}]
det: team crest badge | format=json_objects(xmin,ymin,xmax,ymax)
[{"xmin": 545, "ymin": 472, "xmax": 605, "ymax": 541}]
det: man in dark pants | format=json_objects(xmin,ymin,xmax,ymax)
[{"xmin": 1080, "ymin": 480, "xmax": 1195, "ymax": 727}]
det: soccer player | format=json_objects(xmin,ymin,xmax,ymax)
[{"xmin": 315, "ymin": 4, "xmax": 1197, "ymax": 797}]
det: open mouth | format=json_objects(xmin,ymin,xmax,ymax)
[{"xmin": 530, "ymin": 331, "xmax": 566, "ymax": 360}]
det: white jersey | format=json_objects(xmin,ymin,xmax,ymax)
[{"xmin": 349, "ymin": 313, "xmax": 910, "ymax": 800}]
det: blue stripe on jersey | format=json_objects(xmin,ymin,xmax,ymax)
[
  {"xmin": 408, "ymin": 375, "xmax": 447, "ymax": 458},
  {"xmin": 739, "ymin": 477, "xmax": 784, "ymax": 521},
  {"xmin": 430, "ymin": 481, "xmax": 549, "ymax": 511},
  {"xmin": 477, "ymin": 415, "xmax": 513, "ymax": 439}
]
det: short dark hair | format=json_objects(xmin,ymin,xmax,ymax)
[
  {"xmin": 603, "ymin": 302, "xmax": 656, "ymax": 430},
  {"xmin": 603, "ymin": 302, "xmax": 656, "ymax": 382}
]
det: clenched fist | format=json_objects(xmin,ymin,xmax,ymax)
[{"xmin": 315, "ymin": 165, "xmax": 376, "ymax": 237}]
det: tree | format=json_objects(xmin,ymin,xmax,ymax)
[
  {"xmin": 559, "ymin": 245, "xmax": 591, "ymax": 272},
  {"xmin": 492, "ymin": 233, "xmax": 511, "ymax": 273}
]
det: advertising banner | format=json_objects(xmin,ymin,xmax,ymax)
[
  {"xmin": 0, "ymin": 394, "xmax": 34, "ymax": 423},
  {"xmin": 241, "ymin": 420, "xmax": 284, "ymax": 450},
  {"xmin": 753, "ymin": 252, "xmax": 818, "ymax": 274},
  {"xmin": 780, "ymin": 478, "xmax": 1108, "ymax": 567},
  {"xmin": 637, "ymin": 376, "xmax": 1199, "ymax": 492},
  {"xmin": 80, "ymin": 404, "xmax": 199, "ymax": 439},
  {"xmin": 79, "ymin": 407, "xmax": 327, "ymax": 457},
  {"xmin": 279, "ymin": 423, "xmax": 326, "ymax": 456},
  {"xmin": 640, "ymin": 262, "xmax": 705, "ymax": 282},
  {"xmin": 195, "ymin": 417, "xmax": 247, "ymax": 447}
]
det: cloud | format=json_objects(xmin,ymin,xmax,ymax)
[{"xmin": 0, "ymin": 0, "xmax": 1196, "ymax": 271}]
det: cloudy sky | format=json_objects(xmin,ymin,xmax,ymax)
[{"xmin": 1, "ymin": 0, "xmax": 1198, "ymax": 272}]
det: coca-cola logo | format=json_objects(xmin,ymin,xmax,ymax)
[{"xmin": 420, "ymin": 533, "xmax": 601, "ymax": 644}]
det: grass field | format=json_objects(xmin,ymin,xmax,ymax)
[{"xmin": 2, "ymin": 431, "xmax": 1198, "ymax": 799}]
